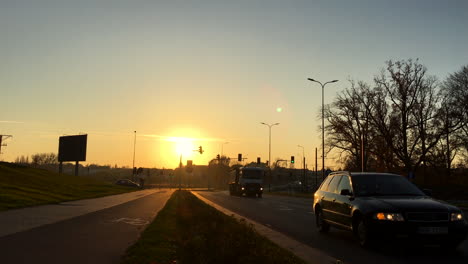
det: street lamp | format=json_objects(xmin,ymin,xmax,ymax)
[
  {"xmin": 298, "ymin": 145, "xmax": 305, "ymax": 191},
  {"xmin": 260, "ymin": 122, "xmax": 280, "ymax": 167},
  {"xmin": 221, "ymin": 141, "xmax": 229, "ymax": 156},
  {"xmin": 132, "ymin": 131, "xmax": 136, "ymax": 181},
  {"xmin": 297, "ymin": 145, "xmax": 305, "ymax": 168},
  {"xmin": 307, "ymin": 78, "xmax": 338, "ymax": 180}
]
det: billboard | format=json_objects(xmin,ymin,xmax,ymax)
[{"xmin": 58, "ymin": 134, "xmax": 87, "ymax": 162}]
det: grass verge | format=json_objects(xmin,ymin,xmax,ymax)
[
  {"xmin": 122, "ymin": 190, "xmax": 306, "ymax": 264},
  {"xmin": 0, "ymin": 162, "xmax": 134, "ymax": 211}
]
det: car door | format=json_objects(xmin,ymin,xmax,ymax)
[
  {"xmin": 334, "ymin": 175, "xmax": 354, "ymax": 228},
  {"xmin": 317, "ymin": 175, "xmax": 334, "ymax": 219},
  {"xmin": 322, "ymin": 175, "xmax": 342, "ymax": 223}
]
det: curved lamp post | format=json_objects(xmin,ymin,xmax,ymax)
[
  {"xmin": 260, "ymin": 122, "xmax": 280, "ymax": 167},
  {"xmin": 307, "ymin": 78, "xmax": 338, "ymax": 180}
]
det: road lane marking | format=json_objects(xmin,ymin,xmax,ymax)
[{"xmin": 111, "ymin": 218, "xmax": 149, "ymax": 226}]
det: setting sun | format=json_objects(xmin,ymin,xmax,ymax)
[{"xmin": 170, "ymin": 137, "xmax": 195, "ymax": 158}]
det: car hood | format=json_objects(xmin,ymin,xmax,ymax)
[{"xmin": 359, "ymin": 196, "xmax": 459, "ymax": 212}]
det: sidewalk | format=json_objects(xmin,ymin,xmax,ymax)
[{"xmin": 0, "ymin": 188, "xmax": 163, "ymax": 237}]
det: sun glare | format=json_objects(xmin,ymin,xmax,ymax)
[{"xmin": 171, "ymin": 137, "xmax": 195, "ymax": 157}]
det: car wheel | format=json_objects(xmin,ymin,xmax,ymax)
[
  {"xmin": 316, "ymin": 209, "xmax": 330, "ymax": 233},
  {"xmin": 356, "ymin": 218, "xmax": 373, "ymax": 248}
]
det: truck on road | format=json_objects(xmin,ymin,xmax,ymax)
[{"xmin": 229, "ymin": 167, "xmax": 265, "ymax": 198}]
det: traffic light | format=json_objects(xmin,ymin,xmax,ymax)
[
  {"xmin": 291, "ymin": 156, "xmax": 295, "ymax": 163},
  {"xmin": 238, "ymin": 153, "xmax": 242, "ymax": 162},
  {"xmin": 198, "ymin": 146, "xmax": 204, "ymax": 154},
  {"xmin": 257, "ymin": 157, "xmax": 261, "ymax": 164}
]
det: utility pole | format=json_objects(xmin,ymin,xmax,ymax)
[
  {"xmin": 0, "ymin": 135, "xmax": 13, "ymax": 158},
  {"xmin": 315, "ymin": 147, "xmax": 318, "ymax": 188},
  {"xmin": 298, "ymin": 145, "xmax": 305, "ymax": 192},
  {"xmin": 179, "ymin": 154, "xmax": 182, "ymax": 190},
  {"xmin": 132, "ymin": 131, "xmax": 136, "ymax": 181},
  {"xmin": 361, "ymin": 134, "xmax": 364, "ymax": 173}
]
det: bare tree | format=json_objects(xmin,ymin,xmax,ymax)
[
  {"xmin": 437, "ymin": 65, "xmax": 468, "ymax": 174},
  {"xmin": 325, "ymin": 80, "xmax": 376, "ymax": 171},
  {"xmin": 366, "ymin": 59, "xmax": 444, "ymax": 175},
  {"xmin": 30, "ymin": 153, "xmax": 58, "ymax": 168},
  {"xmin": 207, "ymin": 155, "xmax": 231, "ymax": 188},
  {"xmin": 14, "ymin": 155, "xmax": 29, "ymax": 165},
  {"xmin": 326, "ymin": 59, "xmax": 448, "ymax": 176}
]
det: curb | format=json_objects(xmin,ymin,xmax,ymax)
[{"xmin": 191, "ymin": 191, "xmax": 342, "ymax": 264}]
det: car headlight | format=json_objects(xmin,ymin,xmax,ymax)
[
  {"xmin": 451, "ymin": 212, "xmax": 464, "ymax": 221},
  {"xmin": 374, "ymin": 212, "xmax": 405, "ymax": 221}
]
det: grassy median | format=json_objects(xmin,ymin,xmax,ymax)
[
  {"xmin": 0, "ymin": 162, "xmax": 134, "ymax": 211},
  {"xmin": 122, "ymin": 190, "xmax": 306, "ymax": 264}
]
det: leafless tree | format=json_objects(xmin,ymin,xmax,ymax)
[
  {"xmin": 326, "ymin": 59, "xmax": 449, "ymax": 176},
  {"xmin": 437, "ymin": 65, "xmax": 468, "ymax": 174}
]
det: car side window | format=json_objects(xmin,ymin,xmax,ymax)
[
  {"xmin": 337, "ymin": 176, "xmax": 352, "ymax": 194},
  {"xmin": 327, "ymin": 175, "xmax": 342, "ymax": 193},
  {"xmin": 319, "ymin": 176, "xmax": 333, "ymax": 191}
]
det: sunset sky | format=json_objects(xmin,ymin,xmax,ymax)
[{"xmin": 1, "ymin": 0, "xmax": 467, "ymax": 169}]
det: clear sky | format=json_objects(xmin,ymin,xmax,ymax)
[{"xmin": 1, "ymin": 0, "xmax": 467, "ymax": 169}]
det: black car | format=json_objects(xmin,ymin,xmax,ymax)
[
  {"xmin": 115, "ymin": 179, "xmax": 140, "ymax": 188},
  {"xmin": 313, "ymin": 172, "xmax": 468, "ymax": 249}
]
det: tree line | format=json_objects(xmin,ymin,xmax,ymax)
[{"xmin": 325, "ymin": 59, "xmax": 468, "ymax": 183}]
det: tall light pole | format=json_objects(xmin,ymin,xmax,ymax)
[
  {"xmin": 260, "ymin": 122, "xmax": 279, "ymax": 167},
  {"xmin": 221, "ymin": 141, "xmax": 229, "ymax": 156},
  {"xmin": 307, "ymin": 78, "xmax": 338, "ymax": 180},
  {"xmin": 297, "ymin": 145, "xmax": 305, "ymax": 169},
  {"xmin": 298, "ymin": 145, "xmax": 305, "ymax": 191},
  {"xmin": 132, "ymin": 131, "xmax": 137, "ymax": 181}
]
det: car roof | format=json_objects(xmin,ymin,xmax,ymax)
[
  {"xmin": 350, "ymin": 172, "xmax": 401, "ymax": 176},
  {"xmin": 328, "ymin": 171, "xmax": 402, "ymax": 178}
]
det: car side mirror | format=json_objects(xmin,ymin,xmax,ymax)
[
  {"xmin": 340, "ymin": 189, "xmax": 352, "ymax": 196},
  {"xmin": 422, "ymin": 188, "xmax": 432, "ymax": 196}
]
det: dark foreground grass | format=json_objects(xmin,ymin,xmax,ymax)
[
  {"xmin": 0, "ymin": 162, "xmax": 134, "ymax": 211},
  {"xmin": 122, "ymin": 190, "xmax": 306, "ymax": 264}
]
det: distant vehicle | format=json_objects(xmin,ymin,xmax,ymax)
[
  {"xmin": 229, "ymin": 167, "xmax": 264, "ymax": 198},
  {"xmin": 115, "ymin": 179, "xmax": 140, "ymax": 188},
  {"xmin": 313, "ymin": 172, "xmax": 468, "ymax": 249}
]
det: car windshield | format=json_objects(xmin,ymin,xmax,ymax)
[
  {"xmin": 242, "ymin": 170, "xmax": 263, "ymax": 179},
  {"xmin": 352, "ymin": 174, "xmax": 424, "ymax": 197}
]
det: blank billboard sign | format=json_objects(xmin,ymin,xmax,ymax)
[{"xmin": 58, "ymin": 135, "xmax": 87, "ymax": 162}]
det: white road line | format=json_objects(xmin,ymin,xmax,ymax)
[{"xmin": 111, "ymin": 218, "xmax": 149, "ymax": 226}]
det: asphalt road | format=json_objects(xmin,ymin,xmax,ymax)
[
  {"xmin": 195, "ymin": 190, "xmax": 468, "ymax": 264},
  {"xmin": 0, "ymin": 189, "xmax": 174, "ymax": 264}
]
